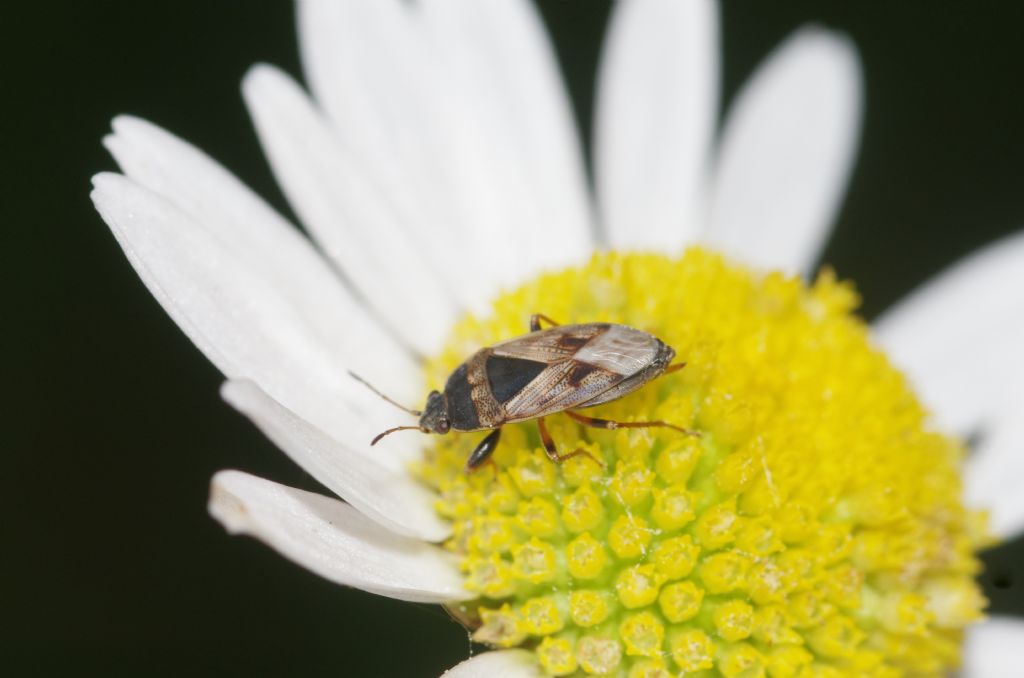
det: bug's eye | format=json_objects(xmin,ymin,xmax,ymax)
[{"xmin": 438, "ymin": 418, "xmax": 451, "ymax": 434}]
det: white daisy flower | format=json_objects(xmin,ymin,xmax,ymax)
[{"xmin": 91, "ymin": 1, "xmax": 1024, "ymax": 675}]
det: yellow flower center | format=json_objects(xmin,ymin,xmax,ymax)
[{"xmin": 413, "ymin": 248, "xmax": 988, "ymax": 676}]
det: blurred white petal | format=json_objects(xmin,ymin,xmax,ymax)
[
  {"xmin": 297, "ymin": 0, "xmax": 524, "ymax": 299},
  {"xmin": 102, "ymin": 116, "xmax": 415, "ymax": 394},
  {"xmin": 221, "ymin": 380, "xmax": 449, "ymax": 542},
  {"xmin": 704, "ymin": 27, "xmax": 862, "ymax": 276},
  {"xmin": 209, "ymin": 470, "xmax": 469, "ymax": 603},
  {"xmin": 963, "ymin": 617, "xmax": 1024, "ymax": 677},
  {"xmin": 874, "ymin": 232, "xmax": 1024, "ymax": 436},
  {"xmin": 91, "ymin": 173, "xmax": 422, "ymax": 471},
  {"xmin": 242, "ymin": 64, "xmax": 457, "ymax": 355},
  {"xmin": 442, "ymin": 650, "xmax": 542, "ymax": 678},
  {"xmin": 419, "ymin": 0, "xmax": 594, "ymax": 270},
  {"xmin": 595, "ymin": 0, "xmax": 718, "ymax": 250},
  {"xmin": 964, "ymin": 396, "xmax": 1024, "ymax": 537}
]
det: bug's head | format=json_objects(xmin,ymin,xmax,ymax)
[{"xmin": 419, "ymin": 390, "xmax": 451, "ymax": 435}]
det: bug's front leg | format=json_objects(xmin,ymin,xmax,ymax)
[
  {"xmin": 465, "ymin": 428, "xmax": 502, "ymax": 473},
  {"xmin": 566, "ymin": 410, "xmax": 701, "ymax": 437},
  {"xmin": 529, "ymin": 313, "xmax": 561, "ymax": 332},
  {"xmin": 536, "ymin": 417, "xmax": 605, "ymax": 467}
]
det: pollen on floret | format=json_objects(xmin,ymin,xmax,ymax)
[{"xmin": 421, "ymin": 249, "xmax": 988, "ymax": 676}]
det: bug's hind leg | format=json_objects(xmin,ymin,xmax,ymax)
[
  {"xmin": 566, "ymin": 410, "xmax": 700, "ymax": 437},
  {"xmin": 529, "ymin": 314, "xmax": 561, "ymax": 332},
  {"xmin": 537, "ymin": 417, "xmax": 605, "ymax": 467},
  {"xmin": 465, "ymin": 428, "xmax": 503, "ymax": 474}
]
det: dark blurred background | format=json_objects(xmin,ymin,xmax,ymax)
[{"xmin": 4, "ymin": 1, "xmax": 1024, "ymax": 675}]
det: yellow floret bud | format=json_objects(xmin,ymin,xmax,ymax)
[
  {"xmin": 877, "ymin": 591, "xmax": 933, "ymax": 634},
  {"xmin": 658, "ymin": 580, "xmax": 704, "ymax": 623},
  {"xmin": 715, "ymin": 449, "xmax": 757, "ymax": 493},
  {"xmin": 512, "ymin": 537, "xmax": 557, "ymax": 584},
  {"xmin": 807, "ymin": 614, "xmax": 864, "ymax": 658},
  {"xmin": 520, "ymin": 596, "xmax": 564, "ymax": 635},
  {"xmin": 695, "ymin": 499, "xmax": 741, "ymax": 549},
  {"xmin": 463, "ymin": 553, "xmax": 516, "ymax": 598},
  {"xmin": 765, "ymin": 645, "xmax": 813, "ymax": 678},
  {"xmin": 668, "ymin": 628, "xmax": 715, "ymax": 673},
  {"xmin": 576, "ymin": 635, "xmax": 622, "ymax": 675},
  {"xmin": 717, "ymin": 642, "xmax": 764, "ymax": 678},
  {"xmin": 616, "ymin": 564, "xmax": 664, "ymax": 609},
  {"xmin": 922, "ymin": 576, "xmax": 987, "ymax": 628},
  {"xmin": 698, "ymin": 551, "xmax": 751, "ymax": 594},
  {"xmin": 712, "ymin": 599, "xmax": 754, "ymax": 642},
  {"xmin": 627, "ymin": 658, "xmax": 673, "ymax": 678},
  {"xmin": 566, "ymin": 532, "xmax": 609, "ymax": 580},
  {"xmin": 507, "ymin": 449, "xmax": 557, "ymax": 497},
  {"xmin": 611, "ymin": 459, "xmax": 655, "ymax": 507},
  {"xmin": 737, "ymin": 516, "xmax": 785, "ymax": 556},
  {"xmin": 569, "ymin": 590, "xmax": 614, "ymax": 628},
  {"xmin": 469, "ymin": 513, "xmax": 514, "ymax": 553},
  {"xmin": 651, "ymin": 535, "xmax": 700, "ymax": 580},
  {"xmin": 620, "ymin": 611, "xmax": 665, "ymax": 658},
  {"xmin": 472, "ymin": 604, "xmax": 525, "ymax": 648},
  {"xmin": 608, "ymin": 514, "xmax": 654, "ymax": 559},
  {"xmin": 515, "ymin": 496, "xmax": 560, "ymax": 537},
  {"xmin": 752, "ymin": 605, "xmax": 802, "ymax": 645},
  {"xmin": 650, "ymin": 484, "xmax": 698, "ymax": 530},
  {"xmin": 536, "ymin": 635, "xmax": 577, "ymax": 676},
  {"xmin": 655, "ymin": 438, "xmax": 702, "ymax": 484},
  {"xmin": 561, "ymin": 483, "xmax": 604, "ymax": 533}
]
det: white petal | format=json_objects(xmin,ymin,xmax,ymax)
[
  {"xmin": 873, "ymin": 232, "xmax": 1024, "ymax": 436},
  {"xmin": 91, "ymin": 173, "xmax": 424, "ymax": 472},
  {"xmin": 442, "ymin": 650, "xmax": 542, "ymax": 678},
  {"xmin": 704, "ymin": 27, "xmax": 862, "ymax": 276},
  {"xmin": 963, "ymin": 618, "xmax": 1024, "ymax": 677},
  {"xmin": 221, "ymin": 379, "xmax": 450, "ymax": 542},
  {"xmin": 209, "ymin": 470, "xmax": 468, "ymax": 602},
  {"xmin": 297, "ymin": 0, "xmax": 521, "ymax": 300},
  {"xmin": 964, "ymin": 396, "xmax": 1024, "ymax": 538},
  {"xmin": 100, "ymin": 116, "xmax": 416, "ymax": 399},
  {"xmin": 594, "ymin": 0, "xmax": 718, "ymax": 250},
  {"xmin": 242, "ymin": 65, "xmax": 457, "ymax": 356},
  {"xmin": 418, "ymin": 0, "xmax": 594, "ymax": 270}
]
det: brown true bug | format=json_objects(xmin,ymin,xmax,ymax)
[{"xmin": 353, "ymin": 314, "xmax": 692, "ymax": 472}]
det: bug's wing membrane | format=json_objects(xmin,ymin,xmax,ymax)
[
  {"xmin": 502, "ymin": 360, "xmax": 624, "ymax": 421},
  {"xmin": 490, "ymin": 324, "xmax": 609, "ymax": 363}
]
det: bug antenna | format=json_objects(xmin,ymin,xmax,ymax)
[
  {"xmin": 371, "ymin": 425, "xmax": 424, "ymax": 446},
  {"xmin": 349, "ymin": 371, "xmax": 422, "ymax": 416}
]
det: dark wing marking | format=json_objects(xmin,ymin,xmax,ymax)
[
  {"xmin": 490, "ymin": 323, "xmax": 610, "ymax": 363},
  {"xmin": 486, "ymin": 355, "xmax": 549, "ymax": 403},
  {"xmin": 503, "ymin": 360, "xmax": 622, "ymax": 421}
]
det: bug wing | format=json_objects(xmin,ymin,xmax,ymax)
[
  {"xmin": 490, "ymin": 323, "xmax": 609, "ymax": 362},
  {"xmin": 501, "ymin": 359, "xmax": 624, "ymax": 421},
  {"xmin": 495, "ymin": 324, "xmax": 665, "ymax": 421}
]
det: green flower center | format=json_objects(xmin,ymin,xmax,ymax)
[{"xmin": 413, "ymin": 249, "xmax": 988, "ymax": 677}]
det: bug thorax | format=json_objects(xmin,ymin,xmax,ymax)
[{"xmin": 419, "ymin": 390, "xmax": 451, "ymax": 434}]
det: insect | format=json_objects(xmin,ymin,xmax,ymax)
[{"xmin": 354, "ymin": 314, "xmax": 691, "ymax": 472}]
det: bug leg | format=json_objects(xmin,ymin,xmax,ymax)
[
  {"xmin": 663, "ymin": 361, "xmax": 687, "ymax": 375},
  {"xmin": 529, "ymin": 313, "xmax": 561, "ymax": 332},
  {"xmin": 566, "ymin": 410, "xmax": 701, "ymax": 437},
  {"xmin": 537, "ymin": 417, "xmax": 606, "ymax": 467},
  {"xmin": 465, "ymin": 428, "xmax": 502, "ymax": 473}
]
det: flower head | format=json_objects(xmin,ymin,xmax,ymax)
[{"xmin": 92, "ymin": 0, "xmax": 1024, "ymax": 675}]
